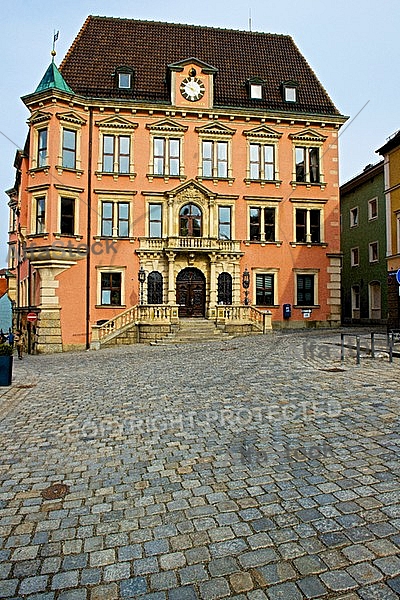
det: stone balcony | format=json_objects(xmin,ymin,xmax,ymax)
[{"xmin": 138, "ymin": 237, "xmax": 242, "ymax": 254}]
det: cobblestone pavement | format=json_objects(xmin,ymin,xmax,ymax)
[{"xmin": 0, "ymin": 330, "xmax": 399, "ymax": 599}]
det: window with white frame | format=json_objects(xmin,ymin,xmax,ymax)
[
  {"xmin": 369, "ymin": 241, "xmax": 379, "ymax": 263},
  {"xmin": 62, "ymin": 129, "xmax": 77, "ymax": 169},
  {"xmin": 118, "ymin": 73, "xmax": 131, "ymax": 89},
  {"xmin": 100, "ymin": 272, "xmax": 122, "ymax": 306},
  {"xmin": 202, "ymin": 141, "xmax": 228, "ymax": 178},
  {"xmin": 35, "ymin": 197, "xmax": 46, "ymax": 234},
  {"xmin": 351, "ymin": 285, "xmax": 360, "ymax": 318},
  {"xmin": 101, "ymin": 201, "xmax": 130, "ymax": 237},
  {"xmin": 154, "ymin": 138, "xmax": 180, "ymax": 176},
  {"xmin": 369, "ymin": 282, "xmax": 381, "ymax": 320},
  {"xmin": 148, "ymin": 203, "xmax": 163, "ymax": 238},
  {"xmin": 350, "ymin": 206, "xmax": 359, "ymax": 227},
  {"xmin": 103, "ymin": 135, "xmax": 130, "ymax": 173},
  {"xmin": 249, "ymin": 144, "xmax": 274, "ymax": 180},
  {"xmin": 250, "ymin": 84, "xmax": 263, "ymax": 99},
  {"xmin": 37, "ymin": 129, "xmax": 48, "ymax": 168},
  {"xmin": 284, "ymin": 86, "xmax": 297, "ymax": 102},
  {"xmin": 218, "ymin": 206, "xmax": 232, "ymax": 240},
  {"xmin": 351, "ymin": 247, "xmax": 359, "ymax": 267},
  {"xmin": 368, "ymin": 197, "xmax": 378, "ymax": 220}
]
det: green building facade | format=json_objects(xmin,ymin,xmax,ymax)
[{"xmin": 340, "ymin": 161, "xmax": 387, "ymax": 325}]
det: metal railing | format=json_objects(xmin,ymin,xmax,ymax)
[{"xmin": 340, "ymin": 331, "xmax": 397, "ymax": 364}]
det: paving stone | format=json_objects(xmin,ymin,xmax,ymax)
[
  {"xmin": 358, "ymin": 583, "xmax": 400, "ymax": 599},
  {"xmin": 90, "ymin": 583, "xmax": 119, "ymax": 600},
  {"xmin": 18, "ymin": 575, "xmax": 48, "ymax": 594},
  {"xmin": 320, "ymin": 570, "xmax": 358, "ymax": 592},
  {"xmin": 159, "ymin": 552, "xmax": 186, "ymax": 570},
  {"xmin": 51, "ymin": 570, "xmax": 79, "ymax": 590},
  {"xmin": 294, "ymin": 554, "xmax": 327, "ymax": 575},
  {"xmin": 168, "ymin": 585, "xmax": 198, "ymax": 600},
  {"xmin": 238, "ymin": 548, "xmax": 278, "ymax": 568},
  {"xmin": 265, "ymin": 581, "xmax": 303, "ymax": 599},
  {"xmin": 297, "ymin": 575, "xmax": 328, "ymax": 598},
  {"xmin": 259, "ymin": 562, "xmax": 296, "ymax": 584},
  {"xmin": 198, "ymin": 577, "xmax": 231, "ymax": 599},
  {"xmin": 347, "ymin": 562, "xmax": 384, "ymax": 584},
  {"xmin": 179, "ymin": 563, "xmax": 209, "ymax": 585},
  {"xmin": 342, "ymin": 544, "xmax": 375, "ymax": 563},
  {"xmin": 374, "ymin": 555, "xmax": 400, "ymax": 576},
  {"xmin": 230, "ymin": 571, "xmax": 254, "ymax": 593},
  {"xmin": 119, "ymin": 577, "xmax": 148, "ymax": 597}
]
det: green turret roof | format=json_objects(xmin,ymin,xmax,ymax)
[{"xmin": 34, "ymin": 59, "xmax": 73, "ymax": 94}]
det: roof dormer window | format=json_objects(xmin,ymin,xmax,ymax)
[
  {"xmin": 114, "ymin": 67, "xmax": 134, "ymax": 90},
  {"xmin": 282, "ymin": 81, "xmax": 298, "ymax": 103},
  {"xmin": 248, "ymin": 77, "xmax": 265, "ymax": 100}
]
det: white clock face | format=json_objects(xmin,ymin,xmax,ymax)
[{"xmin": 180, "ymin": 76, "xmax": 205, "ymax": 102}]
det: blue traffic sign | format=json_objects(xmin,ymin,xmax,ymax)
[{"xmin": 396, "ymin": 269, "xmax": 400, "ymax": 285}]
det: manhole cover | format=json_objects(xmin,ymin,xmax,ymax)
[{"xmin": 41, "ymin": 483, "xmax": 69, "ymax": 500}]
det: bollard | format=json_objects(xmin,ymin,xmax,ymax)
[
  {"xmin": 341, "ymin": 333, "xmax": 345, "ymax": 362},
  {"xmin": 371, "ymin": 332, "xmax": 375, "ymax": 359},
  {"xmin": 389, "ymin": 333, "xmax": 393, "ymax": 364},
  {"xmin": 356, "ymin": 336, "xmax": 361, "ymax": 365}
]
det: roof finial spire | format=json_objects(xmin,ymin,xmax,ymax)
[{"xmin": 51, "ymin": 30, "xmax": 59, "ymax": 61}]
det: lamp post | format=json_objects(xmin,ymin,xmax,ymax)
[
  {"xmin": 138, "ymin": 266, "xmax": 146, "ymax": 305},
  {"xmin": 242, "ymin": 267, "xmax": 250, "ymax": 306}
]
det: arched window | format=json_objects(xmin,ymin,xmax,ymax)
[
  {"xmin": 218, "ymin": 272, "xmax": 232, "ymax": 305},
  {"xmin": 147, "ymin": 271, "xmax": 163, "ymax": 304},
  {"xmin": 179, "ymin": 203, "xmax": 202, "ymax": 237}
]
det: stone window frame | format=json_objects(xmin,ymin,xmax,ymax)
[
  {"xmin": 56, "ymin": 112, "xmax": 86, "ymax": 176},
  {"xmin": 54, "ymin": 191, "xmax": 81, "ymax": 238},
  {"xmin": 146, "ymin": 119, "xmax": 188, "ymax": 182},
  {"xmin": 293, "ymin": 269, "xmax": 319, "ymax": 308},
  {"xmin": 195, "ymin": 122, "xmax": 236, "ymax": 185},
  {"xmin": 351, "ymin": 246, "xmax": 360, "ymax": 267},
  {"xmin": 95, "ymin": 193, "xmax": 135, "ymax": 240},
  {"xmin": 244, "ymin": 196, "xmax": 282, "ymax": 246},
  {"xmin": 368, "ymin": 197, "xmax": 378, "ymax": 221},
  {"xmin": 243, "ymin": 125, "xmax": 282, "ymax": 187},
  {"xmin": 96, "ymin": 266, "xmax": 126, "ymax": 308},
  {"xmin": 95, "ymin": 116, "xmax": 138, "ymax": 181},
  {"xmin": 253, "ymin": 268, "xmax": 279, "ymax": 307},
  {"xmin": 31, "ymin": 194, "xmax": 47, "ymax": 235},
  {"xmin": 350, "ymin": 206, "xmax": 359, "ymax": 228},
  {"xmin": 290, "ymin": 199, "xmax": 327, "ymax": 246},
  {"xmin": 289, "ymin": 129, "xmax": 327, "ymax": 189},
  {"xmin": 28, "ymin": 111, "xmax": 52, "ymax": 172},
  {"xmin": 369, "ymin": 240, "xmax": 379, "ymax": 263}
]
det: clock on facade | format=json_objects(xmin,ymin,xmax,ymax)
[{"xmin": 180, "ymin": 76, "xmax": 205, "ymax": 102}]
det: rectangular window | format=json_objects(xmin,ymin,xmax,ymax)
[
  {"xmin": 368, "ymin": 198, "xmax": 378, "ymax": 220},
  {"xmin": 118, "ymin": 203, "xmax": 129, "ymax": 237},
  {"xmin": 154, "ymin": 138, "xmax": 180, "ymax": 176},
  {"xmin": 369, "ymin": 241, "xmax": 378, "ymax": 263},
  {"xmin": 350, "ymin": 207, "xmax": 359, "ymax": 227},
  {"xmin": 202, "ymin": 140, "xmax": 228, "ymax": 178},
  {"xmin": 250, "ymin": 84, "xmax": 262, "ymax": 99},
  {"xmin": 310, "ymin": 210, "xmax": 321, "ymax": 243},
  {"xmin": 296, "ymin": 209, "xmax": 307, "ymax": 242},
  {"xmin": 118, "ymin": 73, "xmax": 131, "ymax": 89},
  {"xmin": 62, "ymin": 129, "xmax": 77, "ymax": 169},
  {"xmin": 103, "ymin": 135, "xmax": 130, "ymax": 173},
  {"xmin": 103, "ymin": 136, "xmax": 115, "ymax": 172},
  {"xmin": 217, "ymin": 142, "xmax": 228, "ymax": 178},
  {"xmin": 295, "ymin": 147, "xmax": 320, "ymax": 183},
  {"xmin": 102, "ymin": 202, "xmax": 113, "ymax": 237},
  {"xmin": 297, "ymin": 274, "xmax": 314, "ymax": 306},
  {"xmin": 250, "ymin": 207, "xmax": 261, "ymax": 240},
  {"xmin": 285, "ymin": 87, "xmax": 297, "ymax": 102},
  {"xmin": 202, "ymin": 141, "xmax": 213, "ymax": 177},
  {"xmin": 351, "ymin": 247, "xmax": 359, "ymax": 267},
  {"xmin": 60, "ymin": 197, "xmax": 75, "ymax": 235},
  {"xmin": 37, "ymin": 129, "xmax": 48, "ymax": 168},
  {"xmin": 149, "ymin": 204, "xmax": 162, "ymax": 238},
  {"xmin": 249, "ymin": 144, "xmax": 274, "ymax": 180},
  {"xmin": 36, "ymin": 197, "xmax": 46, "ymax": 234},
  {"xmin": 218, "ymin": 206, "xmax": 231, "ymax": 240},
  {"xmin": 264, "ymin": 208, "xmax": 275, "ymax": 242},
  {"xmin": 101, "ymin": 272, "xmax": 122, "ymax": 305},
  {"xmin": 256, "ymin": 274, "xmax": 274, "ymax": 306}
]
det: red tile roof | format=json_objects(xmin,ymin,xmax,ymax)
[{"xmin": 60, "ymin": 16, "xmax": 340, "ymax": 116}]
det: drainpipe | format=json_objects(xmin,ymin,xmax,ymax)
[{"xmin": 86, "ymin": 107, "xmax": 93, "ymax": 350}]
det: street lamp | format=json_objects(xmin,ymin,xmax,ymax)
[
  {"xmin": 242, "ymin": 267, "xmax": 250, "ymax": 306},
  {"xmin": 138, "ymin": 266, "xmax": 146, "ymax": 305}
]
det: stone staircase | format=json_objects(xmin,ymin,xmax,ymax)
[{"xmin": 151, "ymin": 318, "xmax": 232, "ymax": 345}]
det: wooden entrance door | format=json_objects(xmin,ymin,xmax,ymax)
[{"xmin": 176, "ymin": 268, "xmax": 206, "ymax": 318}]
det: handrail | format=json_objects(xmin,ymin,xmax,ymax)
[{"xmin": 216, "ymin": 305, "xmax": 272, "ymax": 333}]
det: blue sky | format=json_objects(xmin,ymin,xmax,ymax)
[{"xmin": 1, "ymin": 0, "xmax": 399, "ymax": 267}]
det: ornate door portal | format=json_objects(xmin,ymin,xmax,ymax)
[{"xmin": 176, "ymin": 268, "xmax": 206, "ymax": 318}]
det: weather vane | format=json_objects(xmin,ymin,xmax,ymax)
[{"xmin": 51, "ymin": 30, "xmax": 59, "ymax": 59}]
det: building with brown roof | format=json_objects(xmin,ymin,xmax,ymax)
[{"xmin": 6, "ymin": 16, "xmax": 347, "ymax": 352}]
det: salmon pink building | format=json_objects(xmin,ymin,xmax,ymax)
[{"xmin": 6, "ymin": 16, "xmax": 347, "ymax": 352}]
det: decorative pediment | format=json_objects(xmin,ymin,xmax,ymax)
[
  {"xmin": 28, "ymin": 111, "xmax": 52, "ymax": 125},
  {"xmin": 195, "ymin": 122, "xmax": 236, "ymax": 136},
  {"xmin": 168, "ymin": 57, "xmax": 218, "ymax": 75},
  {"xmin": 56, "ymin": 111, "xmax": 87, "ymax": 126},
  {"xmin": 168, "ymin": 179, "xmax": 215, "ymax": 205},
  {"xmin": 289, "ymin": 128, "xmax": 327, "ymax": 142},
  {"xmin": 146, "ymin": 118, "xmax": 188, "ymax": 133},
  {"xmin": 243, "ymin": 125, "xmax": 283, "ymax": 140},
  {"xmin": 95, "ymin": 115, "xmax": 138, "ymax": 130}
]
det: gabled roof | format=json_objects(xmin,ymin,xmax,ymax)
[
  {"xmin": 376, "ymin": 130, "xmax": 400, "ymax": 155},
  {"xmin": 59, "ymin": 15, "xmax": 341, "ymax": 116},
  {"xmin": 35, "ymin": 59, "xmax": 74, "ymax": 94}
]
